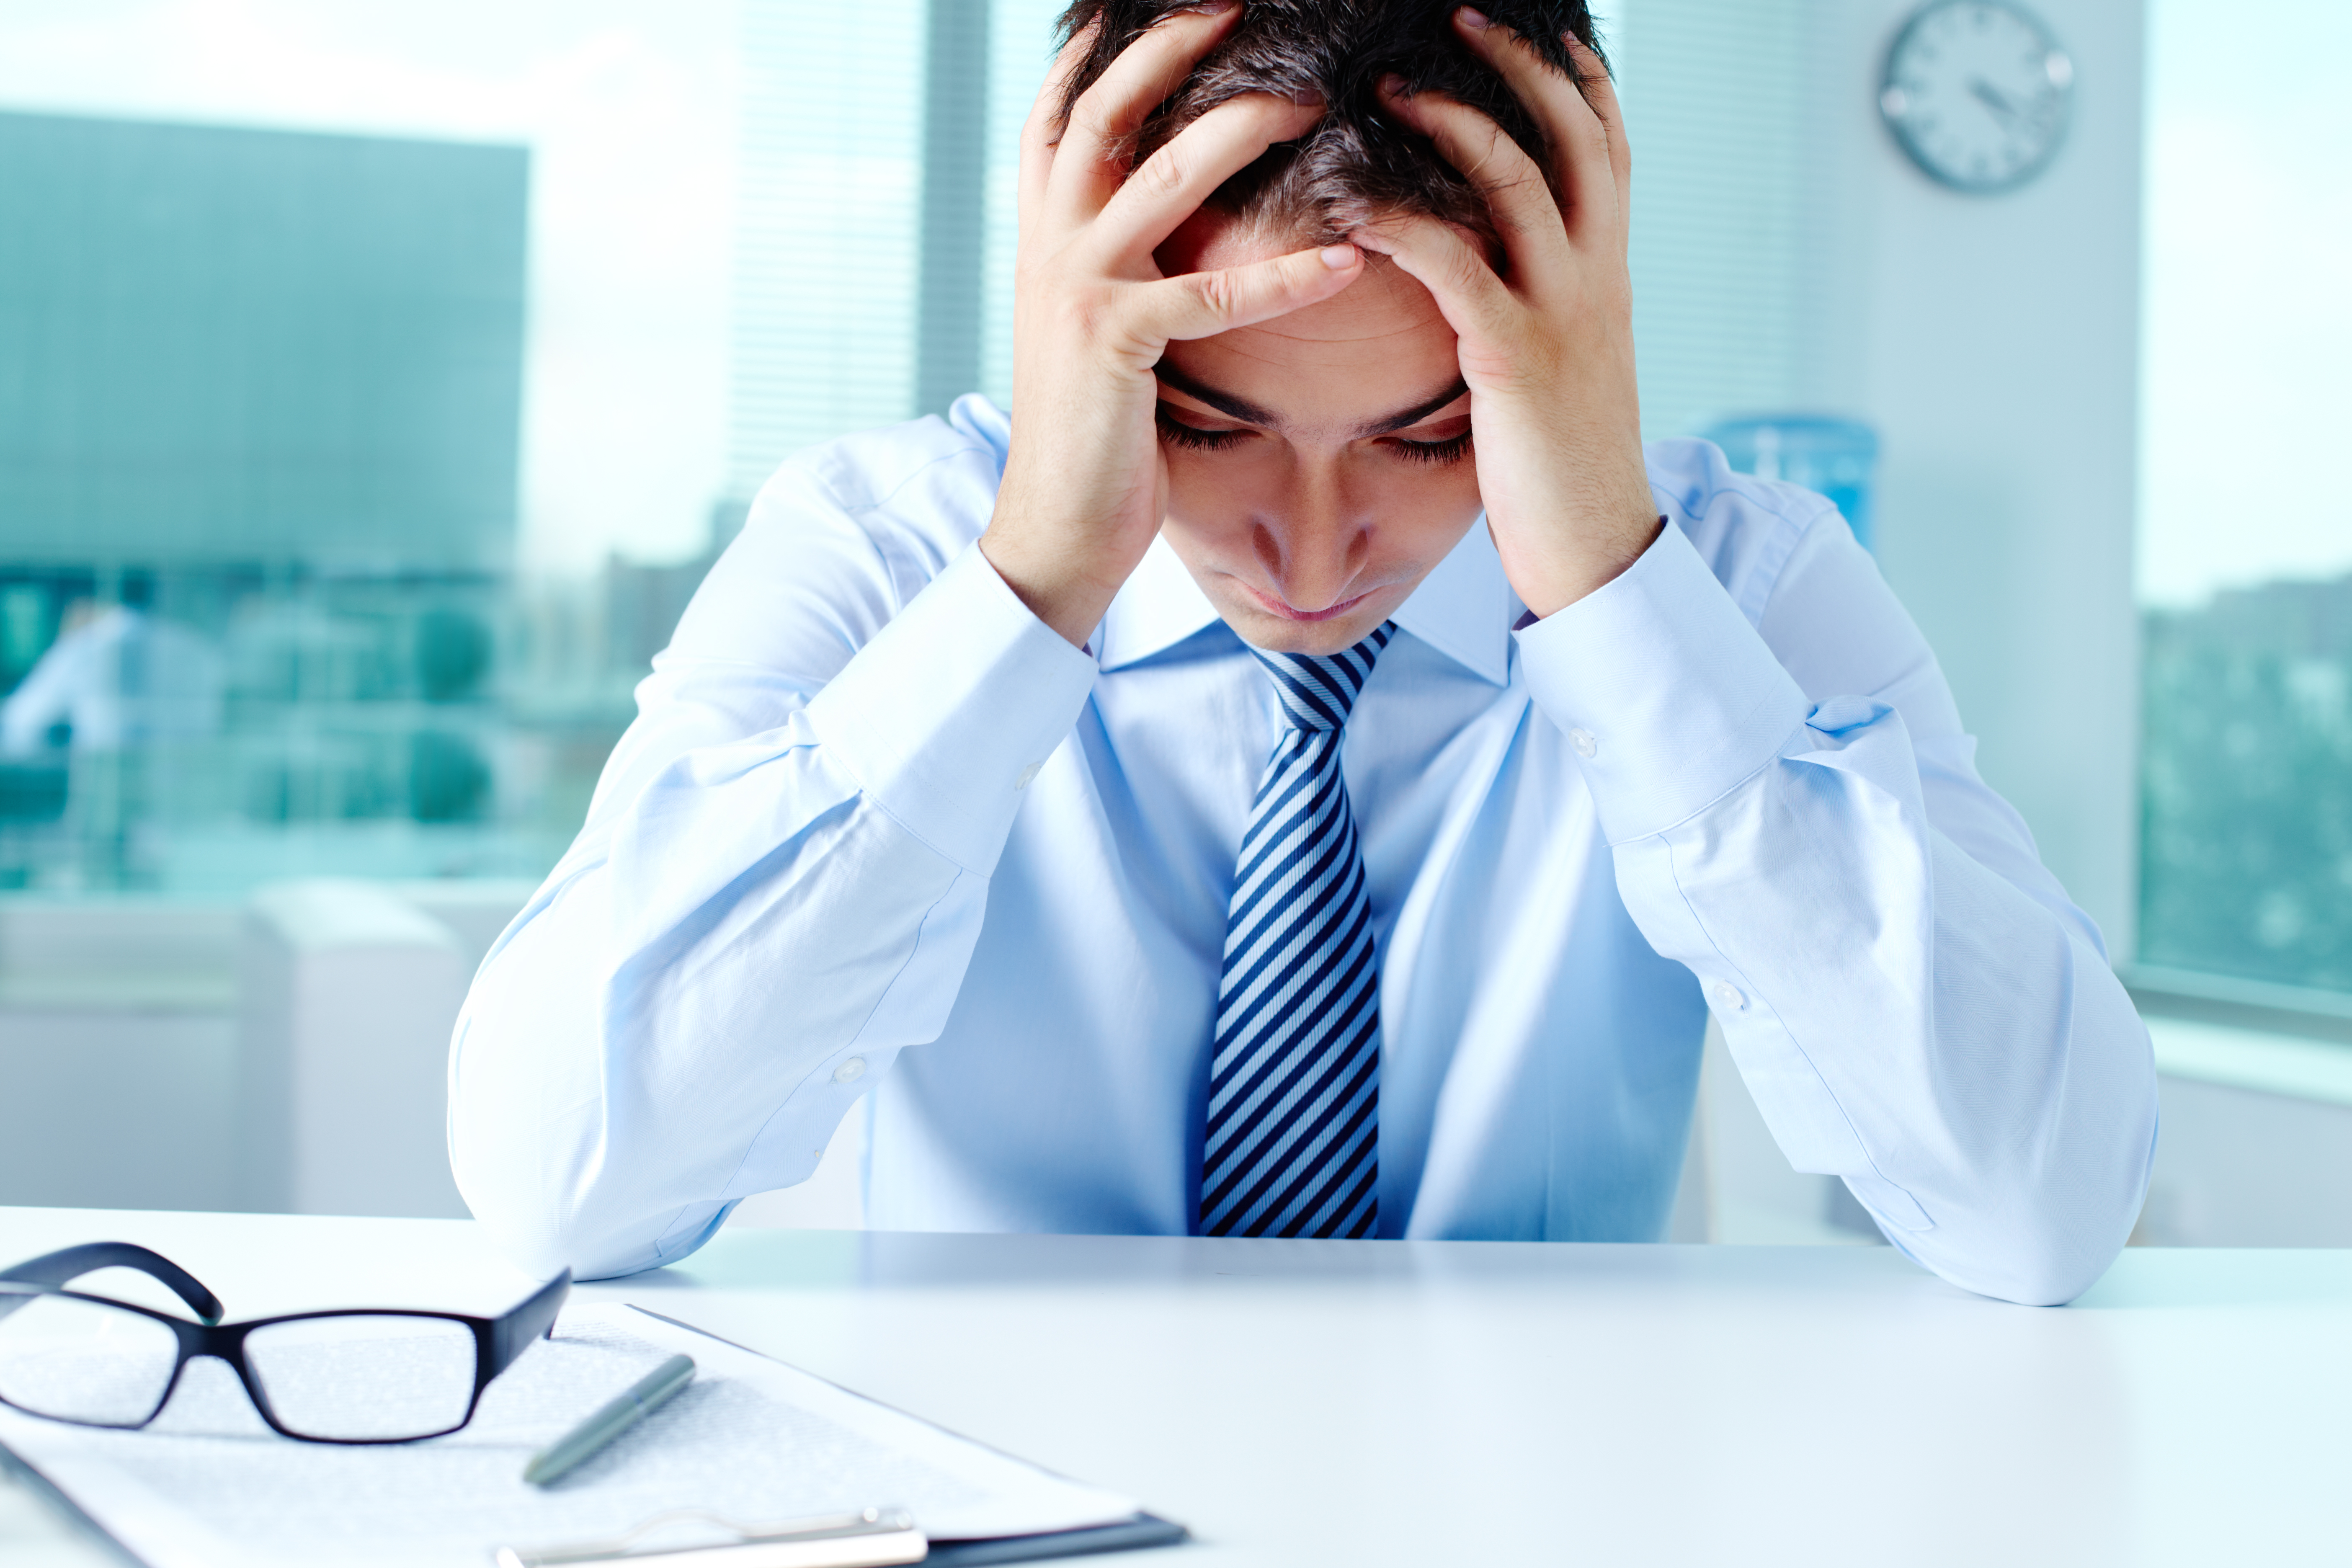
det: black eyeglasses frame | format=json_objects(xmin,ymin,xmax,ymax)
[{"xmin": 0, "ymin": 1241, "xmax": 569, "ymax": 1445}]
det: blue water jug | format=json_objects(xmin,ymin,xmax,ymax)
[{"xmin": 1701, "ymin": 416, "xmax": 1880, "ymax": 553}]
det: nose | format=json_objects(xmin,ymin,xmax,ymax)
[{"xmin": 1253, "ymin": 455, "xmax": 1371, "ymax": 614}]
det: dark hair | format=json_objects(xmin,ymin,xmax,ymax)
[{"xmin": 1053, "ymin": 0, "xmax": 1607, "ymax": 253}]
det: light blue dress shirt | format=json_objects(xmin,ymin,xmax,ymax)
[{"xmin": 449, "ymin": 395, "xmax": 2157, "ymax": 1305}]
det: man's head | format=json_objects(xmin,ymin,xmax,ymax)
[
  {"xmin": 1057, "ymin": 0, "xmax": 1603, "ymax": 253},
  {"xmin": 1055, "ymin": 1, "xmax": 1606, "ymax": 654}
]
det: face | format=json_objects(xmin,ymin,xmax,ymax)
[{"xmin": 1152, "ymin": 211, "xmax": 1481, "ymax": 655}]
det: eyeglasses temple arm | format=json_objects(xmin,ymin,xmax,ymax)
[
  {"xmin": 489, "ymin": 1269, "xmax": 572, "ymax": 1377},
  {"xmin": 0, "ymin": 1242, "xmax": 225, "ymax": 1324}
]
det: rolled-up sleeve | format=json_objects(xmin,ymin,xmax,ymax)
[
  {"xmin": 1516, "ymin": 505, "xmax": 2156, "ymax": 1306},
  {"xmin": 449, "ymin": 433, "xmax": 1096, "ymax": 1281}
]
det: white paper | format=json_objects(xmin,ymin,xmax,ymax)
[{"xmin": 0, "ymin": 1303, "xmax": 1138, "ymax": 1568}]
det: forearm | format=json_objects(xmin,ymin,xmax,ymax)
[
  {"xmin": 1617, "ymin": 740, "xmax": 2154, "ymax": 1304},
  {"xmin": 449, "ymin": 740, "xmax": 979, "ymax": 1278},
  {"xmin": 1521, "ymin": 518, "xmax": 2156, "ymax": 1304},
  {"xmin": 450, "ymin": 544, "xmax": 1098, "ymax": 1279}
]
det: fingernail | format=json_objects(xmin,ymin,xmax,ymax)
[
  {"xmin": 1320, "ymin": 244, "xmax": 1359, "ymax": 271},
  {"xmin": 1457, "ymin": 7, "xmax": 1492, "ymax": 29},
  {"xmin": 1379, "ymin": 72, "xmax": 1408, "ymax": 97}
]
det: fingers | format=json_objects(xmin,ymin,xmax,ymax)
[
  {"xmin": 1351, "ymin": 214, "xmax": 1520, "ymax": 347},
  {"xmin": 1019, "ymin": 21, "xmax": 1100, "ymax": 245},
  {"xmin": 1129, "ymin": 242, "xmax": 1364, "ymax": 346},
  {"xmin": 1562, "ymin": 34, "xmax": 1633, "ymax": 210},
  {"xmin": 1447, "ymin": 8, "xmax": 1625, "ymax": 248},
  {"xmin": 1378, "ymin": 80, "xmax": 1571, "ymax": 284},
  {"xmin": 1091, "ymin": 91, "xmax": 1324, "ymax": 266},
  {"xmin": 1046, "ymin": 0, "xmax": 1241, "ymax": 230}
]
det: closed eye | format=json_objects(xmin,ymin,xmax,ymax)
[
  {"xmin": 1380, "ymin": 430, "xmax": 1473, "ymax": 466},
  {"xmin": 1154, "ymin": 406, "xmax": 1254, "ymax": 451},
  {"xmin": 1154, "ymin": 403, "xmax": 1473, "ymax": 466}
]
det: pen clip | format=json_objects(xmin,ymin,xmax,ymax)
[{"xmin": 494, "ymin": 1506, "xmax": 926, "ymax": 1568}]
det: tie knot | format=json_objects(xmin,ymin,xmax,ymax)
[{"xmin": 1248, "ymin": 623, "xmax": 1394, "ymax": 733}]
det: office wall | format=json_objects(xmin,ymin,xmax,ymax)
[
  {"xmin": 1622, "ymin": 0, "xmax": 2144, "ymax": 949},
  {"xmin": 1818, "ymin": 0, "xmax": 2145, "ymax": 953}
]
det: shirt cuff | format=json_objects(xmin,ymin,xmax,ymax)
[
  {"xmin": 1514, "ymin": 521, "xmax": 1809, "ymax": 843},
  {"xmin": 805, "ymin": 542, "xmax": 1098, "ymax": 874}
]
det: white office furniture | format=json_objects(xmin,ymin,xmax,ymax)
[
  {"xmin": 0, "ymin": 1205, "xmax": 2343, "ymax": 1567},
  {"xmin": 0, "ymin": 904, "xmax": 241, "ymax": 1214},
  {"xmin": 237, "ymin": 881, "xmax": 473, "ymax": 1218},
  {"xmin": 2138, "ymin": 1017, "xmax": 2352, "ymax": 1246},
  {"xmin": 231, "ymin": 877, "xmax": 537, "ymax": 1218}
]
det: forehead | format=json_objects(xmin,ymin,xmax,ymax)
[{"xmin": 1154, "ymin": 211, "xmax": 1461, "ymax": 426}]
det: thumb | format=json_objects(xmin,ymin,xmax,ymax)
[{"xmin": 1132, "ymin": 243, "xmax": 1363, "ymax": 344}]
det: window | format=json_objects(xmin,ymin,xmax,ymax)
[
  {"xmin": 2136, "ymin": 0, "xmax": 2352, "ymax": 995},
  {"xmin": 0, "ymin": 2, "xmax": 1076, "ymax": 895}
]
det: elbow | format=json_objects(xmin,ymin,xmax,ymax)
[
  {"xmin": 1883, "ymin": 1204, "xmax": 2125, "ymax": 1306},
  {"xmin": 1903, "ymin": 1124, "xmax": 2158, "ymax": 1308},
  {"xmin": 469, "ymin": 1200, "xmax": 677, "ymax": 1285},
  {"xmin": 453, "ymin": 1145, "xmax": 690, "ymax": 1284},
  {"xmin": 450, "ymin": 1076, "xmax": 726, "ymax": 1284},
  {"xmin": 1952, "ymin": 1224, "xmax": 2128, "ymax": 1308}
]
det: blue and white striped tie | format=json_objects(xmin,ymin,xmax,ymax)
[{"xmin": 1198, "ymin": 623, "xmax": 1393, "ymax": 1240}]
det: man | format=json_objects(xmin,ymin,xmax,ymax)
[{"xmin": 451, "ymin": 0, "xmax": 2156, "ymax": 1305}]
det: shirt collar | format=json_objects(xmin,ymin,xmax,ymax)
[{"xmin": 1093, "ymin": 519, "xmax": 1518, "ymax": 686}]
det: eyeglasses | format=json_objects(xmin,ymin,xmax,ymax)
[{"xmin": 0, "ymin": 1241, "xmax": 569, "ymax": 1444}]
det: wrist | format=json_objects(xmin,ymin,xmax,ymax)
[
  {"xmin": 976, "ymin": 525, "xmax": 1125, "ymax": 649},
  {"xmin": 1496, "ymin": 490, "xmax": 1661, "ymax": 619}
]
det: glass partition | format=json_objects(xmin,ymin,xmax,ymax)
[{"xmin": 0, "ymin": 2, "xmax": 1028, "ymax": 897}]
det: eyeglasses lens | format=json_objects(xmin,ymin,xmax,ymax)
[
  {"xmin": 242, "ymin": 1314, "xmax": 477, "ymax": 1441},
  {"xmin": 0, "ymin": 1289, "xmax": 181, "ymax": 1427}
]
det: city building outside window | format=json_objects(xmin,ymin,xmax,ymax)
[{"xmin": 2135, "ymin": 0, "xmax": 2352, "ymax": 1002}]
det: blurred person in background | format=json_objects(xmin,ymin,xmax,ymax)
[{"xmin": 0, "ymin": 573, "xmax": 223, "ymax": 756}]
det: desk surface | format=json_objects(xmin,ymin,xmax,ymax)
[{"xmin": 0, "ymin": 1208, "xmax": 2344, "ymax": 1568}]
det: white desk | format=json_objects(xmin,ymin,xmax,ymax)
[{"xmin": 1, "ymin": 1208, "xmax": 2345, "ymax": 1567}]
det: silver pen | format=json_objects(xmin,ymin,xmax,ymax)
[{"xmin": 524, "ymin": 1354, "xmax": 697, "ymax": 1486}]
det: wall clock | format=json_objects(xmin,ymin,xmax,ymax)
[{"xmin": 1879, "ymin": 0, "xmax": 2073, "ymax": 194}]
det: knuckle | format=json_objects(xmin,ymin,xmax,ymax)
[
  {"xmin": 1065, "ymin": 101, "xmax": 1123, "ymax": 152},
  {"xmin": 1193, "ymin": 270, "xmax": 1245, "ymax": 320},
  {"xmin": 1446, "ymin": 248, "xmax": 1492, "ymax": 299},
  {"xmin": 1133, "ymin": 147, "xmax": 1189, "ymax": 201}
]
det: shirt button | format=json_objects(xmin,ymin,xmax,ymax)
[
  {"xmin": 832, "ymin": 1056, "xmax": 867, "ymax": 1084},
  {"xmin": 1015, "ymin": 762, "xmax": 1042, "ymax": 790},
  {"xmin": 1568, "ymin": 727, "xmax": 1598, "ymax": 759},
  {"xmin": 1710, "ymin": 981, "xmax": 1747, "ymax": 1014}
]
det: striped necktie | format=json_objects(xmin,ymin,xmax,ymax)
[{"xmin": 1198, "ymin": 623, "xmax": 1393, "ymax": 1240}]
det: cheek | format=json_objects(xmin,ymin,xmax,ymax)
[
  {"xmin": 1372, "ymin": 458, "xmax": 1486, "ymax": 561},
  {"xmin": 1158, "ymin": 450, "xmax": 1260, "ymax": 547}
]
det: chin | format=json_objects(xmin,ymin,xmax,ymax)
[{"xmin": 1220, "ymin": 599, "xmax": 1396, "ymax": 658}]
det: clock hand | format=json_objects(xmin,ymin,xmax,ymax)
[{"xmin": 1970, "ymin": 78, "xmax": 2025, "ymax": 126}]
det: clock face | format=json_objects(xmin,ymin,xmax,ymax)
[{"xmin": 1880, "ymin": 0, "xmax": 2073, "ymax": 194}]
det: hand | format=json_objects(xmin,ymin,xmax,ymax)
[
  {"xmin": 981, "ymin": 0, "xmax": 1365, "ymax": 647},
  {"xmin": 1359, "ymin": 9, "xmax": 1660, "ymax": 619}
]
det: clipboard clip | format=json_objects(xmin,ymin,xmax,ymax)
[{"xmin": 494, "ymin": 1506, "xmax": 928, "ymax": 1568}]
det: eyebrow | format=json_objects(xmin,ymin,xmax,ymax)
[{"xmin": 1153, "ymin": 362, "xmax": 1471, "ymax": 439}]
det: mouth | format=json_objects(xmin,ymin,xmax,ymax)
[{"xmin": 1232, "ymin": 579, "xmax": 1378, "ymax": 624}]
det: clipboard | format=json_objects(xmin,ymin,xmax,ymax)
[
  {"xmin": 484, "ymin": 1504, "xmax": 1189, "ymax": 1567},
  {"xmin": 4, "ymin": 1446, "xmax": 1187, "ymax": 1568},
  {"xmin": 0, "ymin": 1297, "xmax": 1176, "ymax": 1568}
]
